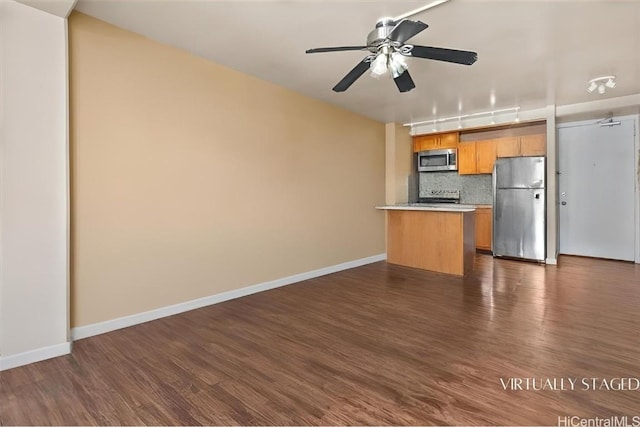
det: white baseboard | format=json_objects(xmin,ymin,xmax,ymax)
[
  {"xmin": 71, "ymin": 253, "xmax": 387, "ymax": 341},
  {"xmin": 546, "ymin": 257, "xmax": 558, "ymax": 265},
  {"xmin": 0, "ymin": 341, "xmax": 72, "ymax": 371}
]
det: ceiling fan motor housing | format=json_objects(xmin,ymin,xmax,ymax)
[{"xmin": 367, "ymin": 19, "xmax": 397, "ymax": 52}]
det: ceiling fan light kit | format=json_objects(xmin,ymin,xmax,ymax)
[
  {"xmin": 370, "ymin": 53, "xmax": 389, "ymax": 77},
  {"xmin": 587, "ymin": 75, "xmax": 616, "ymax": 94},
  {"xmin": 389, "ymin": 52, "xmax": 409, "ymax": 78},
  {"xmin": 305, "ymin": 14, "xmax": 477, "ymax": 93},
  {"xmin": 370, "ymin": 50, "xmax": 409, "ymax": 78}
]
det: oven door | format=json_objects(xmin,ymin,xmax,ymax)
[{"xmin": 418, "ymin": 149, "xmax": 457, "ymax": 172}]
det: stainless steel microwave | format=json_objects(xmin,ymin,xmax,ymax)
[{"xmin": 417, "ymin": 148, "xmax": 458, "ymax": 172}]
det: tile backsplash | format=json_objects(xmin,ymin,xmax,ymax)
[{"xmin": 419, "ymin": 172, "xmax": 493, "ymax": 205}]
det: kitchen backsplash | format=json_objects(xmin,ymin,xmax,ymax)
[{"xmin": 419, "ymin": 172, "xmax": 493, "ymax": 205}]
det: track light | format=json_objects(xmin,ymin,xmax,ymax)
[
  {"xmin": 404, "ymin": 106, "xmax": 520, "ymax": 128},
  {"xmin": 587, "ymin": 75, "xmax": 616, "ymax": 94}
]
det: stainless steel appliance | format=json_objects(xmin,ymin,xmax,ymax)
[
  {"xmin": 418, "ymin": 189, "xmax": 460, "ymax": 204},
  {"xmin": 417, "ymin": 148, "xmax": 457, "ymax": 172},
  {"xmin": 493, "ymin": 156, "xmax": 546, "ymax": 261}
]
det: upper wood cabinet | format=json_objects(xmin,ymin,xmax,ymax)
[
  {"xmin": 457, "ymin": 142, "xmax": 477, "ymax": 174},
  {"xmin": 438, "ymin": 132, "xmax": 459, "ymax": 148},
  {"xmin": 496, "ymin": 137, "xmax": 520, "ymax": 158},
  {"xmin": 458, "ymin": 140, "xmax": 496, "ymax": 175},
  {"xmin": 476, "ymin": 140, "xmax": 497, "ymax": 174},
  {"xmin": 413, "ymin": 132, "xmax": 459, "ymax": 152},
  {"xmin": 496, "ymin": 134, "xmax": 546, "ymax": 158},
  {"xmin": 520, "ymin": 134, "xmax": 546, "ymax": 156}
]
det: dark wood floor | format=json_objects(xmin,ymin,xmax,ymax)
[{"xmin": 2, "ymin": 254, "xmax": 640, "ymax": 425}]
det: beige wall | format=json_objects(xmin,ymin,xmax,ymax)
[
  {"xmin": 385, "ymin": 123, "xmax": 413, "ymax": 205},
  {"xmin": 69, "ymin": 12, "xmax": 385, "ymax": 328}
]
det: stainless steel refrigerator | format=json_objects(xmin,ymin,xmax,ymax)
[{"xmin": 493, "ymin": 156, "xmax": 546, "ymax": 261}]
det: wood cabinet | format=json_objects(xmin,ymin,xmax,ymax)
[
  {"xmin": 496, "ymin": 134, "xmax": 546, "ymax": 158},
  {"xmin": 458, "ymin": 140, "xmax": 496, "ymax": 175},
  {"xmin": 476, "ymin": 140, "xmax": 497, "ymax": 174},
  {"xmin": 413, "ymin": 132, "xmax": 459, "ymax": 152},
  {"xmin": 496, "ymin": 137, "xmax": 520, "ymax": 157},
  {"xmin": 385, "ymin": 208, "xmax": 475, "ymax": 276},
  {"xmin": 475, "ymin": 207, "xmax": 493, "ymax": 251},
  {"xmin": 457, "ymin": 142, "xmax": 477, "ymax": 174},
  {"xmin": 520, "ymin": 134, "xmax": 546, "ymax": 156},
  {"xmin": 461, "ymin": 134, "xmax": 546, "ymax": 174}
]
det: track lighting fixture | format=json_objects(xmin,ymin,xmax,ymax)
[
  {"xmin": 404, "ymin": 107, "xmax": 521, "ymax": 129},
  {"xmin": 587, "ymin": 75, "xmax": 616, "ymax": 94}
]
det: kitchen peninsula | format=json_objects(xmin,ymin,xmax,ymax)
[{"xmin": 376, "ymin": 205, "xmax": 476, "ymax": 276}]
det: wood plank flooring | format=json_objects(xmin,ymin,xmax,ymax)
[{"xmin": 2, "ymin": 255, "xmax": 640, "ymax": 425}]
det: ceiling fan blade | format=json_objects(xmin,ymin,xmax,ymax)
[
  {"xmin": 306, "ymin": 46, "xmax": 368, "ymax": 54},
  {"xmin": 393, "ymin": 70, "xmax": 416, "ymax": 93},
  {"xmin": 388, "ymin": 20, "xmax": 428, "ymax": 44},
  {"xmin": 332, "ymin": 59, "xmax": 371, "ymax": 92},
  {"xmin": 407, "ymin": 45, "xmax": 478, "ymax": 65}
]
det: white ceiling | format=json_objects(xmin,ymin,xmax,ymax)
[
  {"xmin": 15, "ymin": 0, "xmax": 77, "ymax": 17},
  {"xmin": 74, "ymin": 0, "xmax": 640, "ymax": 124}
]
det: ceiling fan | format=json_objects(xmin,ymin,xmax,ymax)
[{"xmin": 305, "ymin": 17, "xmax": 477, "ymax": 93}]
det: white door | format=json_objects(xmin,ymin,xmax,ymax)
[{"xmin": 558, "ymin": 118, "xmax": 636, "ymax": 261}]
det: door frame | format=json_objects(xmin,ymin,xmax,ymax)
[{"xmin": 556, "ymin": 114, "xmax": 639, "ymax": 264}]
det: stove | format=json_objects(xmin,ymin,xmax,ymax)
[{"xmin": 418, "ymin": 189, "xmax": 460, "ymax": 204}]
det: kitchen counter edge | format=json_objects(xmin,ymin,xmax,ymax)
[{"xmin": 376, "ymin": 205, "xmax": 476, "ymax": 213}]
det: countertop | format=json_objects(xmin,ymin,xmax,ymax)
[{"xmin": 376, "ymin": 204, "xmax": 476, "ymax": 213}]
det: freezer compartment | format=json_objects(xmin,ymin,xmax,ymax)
[
  {"xmin": 495, "ymin": 156, "xmax": 546, "ymax": 189},
  {"xmin": 493, "ymin": 188, "xmax": 546, "ymax": 261}
]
